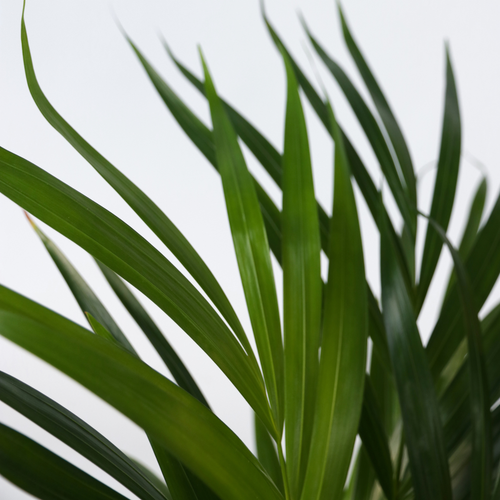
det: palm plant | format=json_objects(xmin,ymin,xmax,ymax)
[{"xmin": 0, "ymin": 2, "xmax": 498, "ymax": 500}]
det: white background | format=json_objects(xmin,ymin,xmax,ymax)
[{"xmin": 1, "ymin": 0, "xmax": 500, "ymax": 498}]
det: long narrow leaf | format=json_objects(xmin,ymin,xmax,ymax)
[
  {"xmin": 96, "ymin": 260, "xmax": 207, "ymax": 406},
  {"xmin": 0, "ymin": 146, "xmax": 273, "ymax": 433},
  {"xmin": 163, "ymin": 43, "xmax": 331, "ymax": 252},
  {"xmin": 423, "ymin": 212, "xmax": 491, "ymax": 500},
  {"xmin": 281, "ymin": 53, "xmax": 322, "ymax": 498},
  {"xmin": 300, "ymin": 103, "xmax": 367, "ymax": 500},
  {"xmin": 21, "ymin": 9, "xmax": 255, "ymax": 364},
  {"xmin": 0, "ymin": 287, "xmax": 284, "ymax": 500},
  {"xmin": 427, "ymin": 187, "xmax": 500, "ymax": 382},
  {"xmin": 126, "ymin": 39, "xmax": 284, "ymax": 264},
  {"xmin": 417, "ymin": 48, "xmax": 461, "ymax": 311},
  {"xmin": 380, "ymin": 196, "xmax": 452, "ymax": 500},
  {"xmin": 201, "ymin": 52, "xmax": 284, "ymax": 435},
  {"xmin": 0, "ymin": 371, "xmax": 169, "ymax": 500},
  {"xmin": 0, "ymin": 422, "xmax": 129, "ymax": 500},
  {"xmin": 303, "ymin": 20, "xmax": 416, "ymax": 240},
  {"xmin": 338, "ymin": 7, "xmax": 417, "ymax": 207}
]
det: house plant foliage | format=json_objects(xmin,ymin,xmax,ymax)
[{"xmin": 0, "ymin": 2, "xmax": 498, "ymax": 500}]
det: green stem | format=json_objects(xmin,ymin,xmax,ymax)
[{"xmin": 277, "ymin": 441, "xmax": 291, "ymax": 500}]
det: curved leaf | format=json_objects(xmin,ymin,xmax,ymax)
[
  {"xmin": 0, "ymin": 146, "xmax": 273, "ymax": 433},
  {"xmin": 21, "ymin": 10, "xmax": 254, "ymax": 364},
  {"xmin": 0, "ymin": 287, "xmax": 284, "ymax": 500},
  {"xmin": 417, "ymin": 48, "xmax": 461, "ymax": 312},
  {"xmin": 0, "ymin": 371, "xmax": 169, "ymax": 500},
  {"xmin": 300, "ymin": 103, "xmax": 367, "ymax": 500},
  {"xmin": 0, "ymin": 422, "xmax": 128, "ymax": 500}
]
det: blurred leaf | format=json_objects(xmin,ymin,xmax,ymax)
[
  {"xmin": 0, "ymin": 422, "xmax": 128, "ymax": 500},
  {"xmin": 96, "ymin": 260, "xmax": 208, "ymax": 406},
  {"xmin": 303, "ymin": 20, "xmax": 416, "ymax": 240},
  {"xmin": 417, "ymin": 49, "xmax": 461, "ymax": 312},
  {"xmin": 281, "ymin": 52, "xmax": 322, "ymax": 497},
  {"xmin": 85, "ymin": 312, "xmax": 116, "ymax": 343},
  {"xmin": 359, "ymin": 378, "xmax": 395, "ymax": 500},
  {"xmin": 202, "ymin": 52, "xmax": 284, "ymax": 435},
  {"xmin": 422, "ymin": 212, "xmax": 491, "ymax": 500},
  {"xmin": 0, "ymin": 287, "xmax": 284, "ymax": 500},
  {"xmin": 338, "ymin": 6, "xmax": 416, "ymax": 207},
  {"xmin": 254, "ymin": 413, "xmax": 284, "ymax": 495},
  {"xmin": 0, "ymin": 371, "xmax": 169, "ymax": 500},
  {"xmin": 380, "ymin": 196, "xmax": 452, "ymax": 500},
  {"xmin": 0, "ymin": 145, "xmax": 273, "ymax": 433},
  {"xmin": 427, "ymin": 187, "xmax": 500, "ymax": 384},
  {"xmin": 300, "ymin": 103, "xmax": 367, "ymax": 500},
  {"xmin": 444, "ymin": 177, "xmax": 487, "ymax": 297}
]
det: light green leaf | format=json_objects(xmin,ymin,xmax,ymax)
[
  {"xmin": 300, "ymin": 102, "xmax": 367, "ymax": 500},
  {"xmin": 0, "ymin": 287, "xmax": 284, "ymax": 500},
  {"xmin": 0, "ymin": 371, "xmax": 169, "ymax": 500},
  {"xmin": 0, "ymin": 145, "xmax": 273, "ymax": 433},
  {"xmin": 281, "ymin": 52, "xmax": 322, "ymax": 498},
  {"xmin": 0, "ymin": 422, "xmax": 128, "ymax": 500},
  {"xmin": 201, "ymin": 52, "xmax": 284, "ymax": 436},
  {"xmin": 417, "ymin": 48, "xmax": 461, "ymax": 312}
]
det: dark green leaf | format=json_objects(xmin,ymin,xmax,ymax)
[
  {"xmin": 417, "ymin": 49, "xmax": 461, "ymax": 312},
  {"xmin": 380, "ymin": 197, "xmax": 452, "ymax": 500},
  {"xmin": 300, "ymin": 103, "xmax": 367, "ymax": 500},
  {"xmin": 96, "ymin": 260, "xmax": 207, "ymax": 406},
  {"xmin": 0, "ymin": 371, "xmax": 169, "ymax": 500},
  {"xmin": 339, "ymin": 6, "xmax": 417, "ymax": 208},
  {"xmin": 303, "ymin": 20, "xmax": 416, "ymax": 240},
  {"xmin": 202, "ymin": 52, "xmax": 284, "ymax": 436},
  {"xmin": 254, "ymin": 413, "xmax": 284, "ymax": 495},
  {"xmin": 422, "ymin": 213, "xmax": 491, "ymax": 500},
  {"xmin": 0, "ymin": 422, "xmax": 128, "ymax": 500}
]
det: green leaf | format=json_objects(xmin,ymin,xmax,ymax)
[
  {"xmin": 26, "ymin": 215, "xmax": 134, "ymax": 353},
  {"xmin": 0, "ymin": 287, "xmax": 284, "ymax": 500},
  {"xmin": 201, "ymin": 52, "xmax": 284, "ymax": 436},
  {"xmin": 422, "ymin": 213, "xmax": 491, "ymax": 500},
  {"xmin": 380, "ymin": 196, "xmax": 452, "ymax": 500},
  {"xmin": 254, "ymin": 413, "xmax": 285, "ymax": 495},
  {"xmin": 417, "ymin": 48, "xmax": 461, "ymax": 312},
  {"xmin": 21, "ymin": 10, "xmax": 255, "ymax": 365},
  {"xmin": 163, "ymin": 43, "xmax": 331, "ymax": 253},
  {"xmin": 0, "ymin": 422, "xmax": 128, "ymax": 500},
  {"xmin": 0, "ymin": 145, "xmax": 273, "ymax": 433},
  {"xmin": 303, "ymin": 20, "xmax": 416, "ymax": 240},
  {"xmin": 96, "ymin": 260, "xmax": 208, "ymax": 406},
  {"xmin": 427, "ymin": 187, "xmax": 500, "ymax": 383},
  {"xmin": 126, "ymin": 38, "xmax": 284, "ymax": 264},
  {"xmin": 358, "ymin": 377, "xmax": 395, "ymax": 500},
  {"xmin": 280, "ymin": 53, "xmax": 322, "ymax": 498},
  {"xmin": 0, "ymin": 371, "xmax": 169, "ymax": 500},
  {"xmin": 338, "ymin": 6, "xmax": 417, "ymax": 208},
  {"xmin": 300, "ymin": 102, "xmax": 367, "ymax": 500},
  {"xmin": 444, "ymin": 177, "xmax": 487, "ymax": 297}
]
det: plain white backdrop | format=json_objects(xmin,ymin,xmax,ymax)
[{"xmin": 1, "ymin": 0, "xmax": 500, "ymax": 497}]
